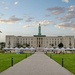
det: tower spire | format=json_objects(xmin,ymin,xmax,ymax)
[{"xmin": 38, "ymin": 24, "xmax": 41, "ymax": 35}]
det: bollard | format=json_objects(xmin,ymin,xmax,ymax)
[
  {"xmin": 62, "ymin": 58, "xmax": 64, "ymax": 67},
  {"xmin": 46, "ymin": 52, "xmax": 47, "ymax": 55},
  {"xmin": 30, "ymin": 53, "xmax": 31, "ymax": 55},
  {"xmin": 26, "ymin": 53, "xmax": 27, "ymax": 58},
  {"xmin": 50, "ymin": 54, "xmax": 52, "ymax": 58},
  {"xmin": 11, "ymin": 58, "xmax": 13, "ymax": 66}
]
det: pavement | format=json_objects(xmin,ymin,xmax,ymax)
[{"xmin": 0, "ymin": 52, "xmax": 73, "ymax": 75}]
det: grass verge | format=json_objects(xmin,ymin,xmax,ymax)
[
  {"xmin": 47, "ymin": 53, "xmax": 75, "ymax": 74},
  {"xmin": 0, "ymin": 53, "xmax": 31, "ymax": 72}
]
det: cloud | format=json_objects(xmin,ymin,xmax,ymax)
[
  {"xmin": 60, "ymin": 12, "xmax": 75, "ymax": 21},
  {"xmin": 39, "ymin": 20, "xmax": 54, "ymax": 26},
  {"xmin": 0, "ymin": 1, "xmax": 9, "ymax": 10},
  {"xmin": 57, "ymin": 5, "xmax": 75, "ymax": 21},
  {"xmin": 23, "ymin": 22, "xmax": 37, "ymax": 28},
  {"xmin": 23, "ymin": 24, "xmax": 36, "ymax": 28},
  {"xmin": 23, "ymin": 25, "xmax": 32, "ymax": 28},
  {"xmin": 0, "ymin": 13, "xmax": 4, "ymax": 16},
  {"xmin": 0, "ymin": 1, "xmax": 8, "ymax": 6},
  {"xmin": 25, "ymin": 17, "xmax": 34, "ymax": 22},
  {"xmin": 62, "ymin": 0, "xmax": 69, "ymax": 3},
  {"xmin": 69, "ymin": 5, "xmax": 75, "ymax": 11},
  {"xmin": 10, "ymin": 15, "xmax": 23, "ymax": 21},
  {"xmin": 0, "ymin": 16, "xmax": 23, "ymax": 24},
  {"xmin": 45, "ymin": 14, "xmax": 51, "ymax": 17},
  {"xmin": 55, "ymin": 21, "xmax": 75, "ymax": 30},
  {"xmin": 14, "ymin": 2, "xmax": 18, "ymax": 5},
  {"xmin": 4, "ymin": 7, "xmax": 9, "ymax": 9},
  {"xmin": 46, "ymin": 7, "xmax": 66, "ymax": 15},
  {"xmin": 23, "ymin": 20, "xmax": 54, "ymax": 28}
]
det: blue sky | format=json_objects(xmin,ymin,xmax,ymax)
[{"xmin": 0, "ymin": 0, "xmax": 75, "ymax": 42}]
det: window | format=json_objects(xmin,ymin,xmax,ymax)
[
  {"xmin": 31, "ymin": 41, "xmax": 33, "ymax": 44},
  {"xmin": 69, "ymin": 38, "xmax": 71, "ymax": 40},
  {"xmin": 31, "ymin": 38, "xmax": 33, "ymax": 40}
]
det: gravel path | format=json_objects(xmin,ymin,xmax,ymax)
[{"xmin": 0, "ymin": 52, "xmax": 73, "ymax": 75}]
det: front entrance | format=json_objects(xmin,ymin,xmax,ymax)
[
  {"xmin": 39, "ymin": 45, "xmax": 40, "ymax": 47},
  {"xmin": 36, "ymin": 47, "xmax": 43, "ymax": 52},
  {"xmin": 36, "ymin": 37, "xmax": 43, "ymax": 51},
  {"xmin": 37, "ymin": 37, "xmax": 43, "ymax": 47}
]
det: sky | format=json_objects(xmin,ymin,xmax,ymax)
[{"xmin": 0, "ymin": 0, "xmax": 75, "ymax": 42}]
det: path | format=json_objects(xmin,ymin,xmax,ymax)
[{"xmin": 0, "ymin": 52, "xmax": 73, "ymax": 75}]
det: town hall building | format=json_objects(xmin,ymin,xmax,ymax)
[{"xmin": 6, "ymin": 24, "xmax": 74, "ymax": 48}]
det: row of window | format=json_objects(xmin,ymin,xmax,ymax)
[{"xmin": 7, "ymin": 37, "xmax": 73, "ymax": 41}]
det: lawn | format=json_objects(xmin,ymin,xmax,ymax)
[
  {"xmin": 47, "ymin": 53, "xmax": 75, "ymax": 74},
  {"xmin": 0, "ymin": 53, "xmax": 31, "ymax": 72}
]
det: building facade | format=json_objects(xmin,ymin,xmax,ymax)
[{"xmin": 6, "ymin": 25, "xmax": 75, "ymax": 48}]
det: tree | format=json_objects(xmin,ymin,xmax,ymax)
[
  {"xmin": 25, "ymin": 43, "xmax": 30, "ymax": 47},
  {"xmin": 50, "ymin": 44, "xmax": 54, "ymax": 48},
  {"xmin": 16, "ymin": 43, "xmax": 22, "ymax": 48},
  {"xmin": 58, "ymin": 42, "xmax": 63, "ymax": 48},
  {"xmin": 69, "ymin": 42, "xmax": 72, "ymax": 48},
  {"xmin": 0, "ymin": 42, "xmax": 5, "ymax": 49},
  {"xmin": 16, "ymin": 43, "xmax": 30, "ymax": 48},
  {"xmin": 22, "ymin": 44, "xmax": 26, "ymax": 48}
]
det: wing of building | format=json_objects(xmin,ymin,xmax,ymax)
[{"xmin": 6, "ymin": 24, "xmax": 75, "ymax": 48}]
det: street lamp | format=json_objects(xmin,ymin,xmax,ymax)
[
  {"xmin": 0, "ymin": 31, "xmax": 2, "ymax": 49},
  {"xmin": 0, "ymin": 31, "xmax": 2, "ymax": 33},
  {"xmin": 0, "ymin": 31, "xmax": 2, "ymax": 41}
]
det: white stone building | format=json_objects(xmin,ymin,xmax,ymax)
[{"xmin": 6, "ymin": 25, "xmax": 75, "ymax": 48}]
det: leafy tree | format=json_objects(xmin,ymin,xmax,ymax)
[
  {"xmin": 0, "ymin": 42, "xmax": 5, "ymax": 49},
  {"xmin": 22, "ymin": 44, "xmax": 26, "ymax": 48},
  {"xmin": 25, "ymin": 43, "xmax": 30, "ymax": 47},
  {"xmin": 16, "ymin": 43, "xmax": 30, "ymax": 48},
  {"xmin": 58, "ymin": 42, "xmax": 63, "ymax": 48},
  {"xmin": 16, "ymin": 43, "xmax": 22, "ymax": 48},
  {"xmin": 50, "ymin": 44, "xmax": 54, "ymax": 48},
  {"xmin": 69, "ymin": 42, "xmax": 72, "ymax": 48}
]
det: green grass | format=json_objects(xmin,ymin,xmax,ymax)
[
  {"xmin": 47, "ymin": 53, "xmax": 75, "ymax": 74},
  {"xmin": 0, "ymin": 53, "xmax": 31, "ymax": 72}
]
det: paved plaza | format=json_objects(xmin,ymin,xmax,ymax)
[{"xmin": 0, "ymin": 52, "xmax": 73, "ymax": 75}]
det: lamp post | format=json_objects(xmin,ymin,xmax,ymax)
[
  {"xmin": 8, "ymin": 40, "xmax": 10, "ymax": 48},
  {"xmin": 0, "ymin": 31, "xmax": 2, "ymax": 49},
  {"xmin": 0, "ymin": 31, "xmax": 2, "ymax": 33}
]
